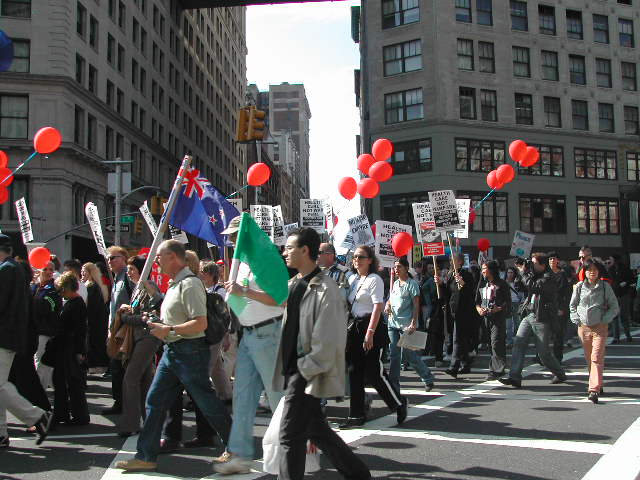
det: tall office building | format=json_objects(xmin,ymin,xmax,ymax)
[
  {"xmin": 0, "ymin": 1, "xmax": 247, "ymax": 259},
  {"xmin": 356, "ymin": 0, "xmax": 640, "ymax": 258}
]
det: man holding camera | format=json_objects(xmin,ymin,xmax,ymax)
[{"xmin": 500, "ymin": 253, "xmax": 567, "ymax": 388}]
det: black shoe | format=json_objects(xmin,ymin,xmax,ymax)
[
  {"xmin": 396, "ymin": 398, "xmax": 408, "ymax": 425},
  {"xmin": 498, "ymin": 377, "xmax": 522, "ymax": 389},
  {"xmin": 159, "ymin": 438, "xmax": 182, "ymax": 453},
  {"xmin": 459, "ymin": 366, "xmax": 471, "ymax": 374},
  {"xmin": 549, "ymin": 375, "xmax": 567, "ymax": 384},
  {"xmin": 65, "ymin": 418, "xmax": 90, "ymax": 426},
  {"xmin": 424, "ymin": 383, "xmax": 434, "ymax": 392},
  {"xmin": 33, "ymin": 411, "xmax": 53, "ymax": 445},
  {"xmin": 444, "ymin": 368, "xmax": 458, "ymax": 379},
  {"xmin": 183, "ymin": 436, "xmax": 217, "ymax": 448},
  {"xmin": 101, "ymin": 404, "xmax": 122, "ymax": 415},
  {"xmin": 486, "ymin": 373, "xmax": 501, "ymax": 381},
  {"xmin": 588, "ymin": 391, "xmax": 599, "ymax": 404},
  {"xmin": 0, "ymin": 435, "xmax": 9, "ymax": 449},
  {"xmin": 338, "ymin": 417, "xmax": 366, "ymax": 429}
]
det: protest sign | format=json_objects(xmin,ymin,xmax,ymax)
[
  {"xmin": 300, "ymin": 199, "xmax": 325, "ymax": 233},
  {"xmin": 343, "ymin": 214, "xmax": 374, "ymax": 249},
  {"xmin": 228, "ymin": 198, "xmax": 242, "ymax": 213},
  {"xmin": 139, "ymin": 201, "xmax": 158, "ymax": 236},
  {"xmin": 412, "ymin": 245, "xmax": 423, "ymax": 265},
  {"xmin": 85, "ymin": 202, "xmax": 108, "ymax": 257},
  {"xmin": 428, "ymin": 190, "xmax": 461, "ymax": 232},
  {"xmin": 283, "ymin": 222, "xmax": 299, "ymax": 238},
  {"xmin": 14, "ymin": 197, "xmax": 34, "ymax": 244},
  {"xmin": 412, "ymin": 203, "xmax": 437, "ymax": 243},
  {"xmin": 510, "ymin": 230, "xmax": 535, "ymax": 258},
  {"xmin": 423, "ymin": 242, "xmax": 445, "ymax": 256},
  {"xmin": 375, "ymin": 220, "xmax": 413, "ymax": 268},
  {"xmin": 250, "ymin": 205, "xmax": 274, "ymax": 241},
  {"xmin": 453, "ymin": 199, "xmax": 471, "ymax": 239},
  {"xmin": 272, "ymin": 205, "xmax": 285, "ymax": 246}
]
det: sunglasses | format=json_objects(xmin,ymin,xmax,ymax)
[
  {"xmin": 353, "ymin": 255, "xmax": 370, "ymax": 260},
  {"xmin": 107, "ymin": 255, "xmax": 123, "ymax": 261}
]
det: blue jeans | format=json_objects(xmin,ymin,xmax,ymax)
[
  {"xmin": 135, "ymin": 338, "xmax": 231, "ymax": 462},
  {"xmin": 506, "ymin": 302, "xmax": 521, "ymax": 346},
  {"xmin": 388, "ymin": 327, "xmax": 434, "ymax": 391},
  {"xmin": 228, "ymin": 321, "xmax": 284, "ymax": 460}
]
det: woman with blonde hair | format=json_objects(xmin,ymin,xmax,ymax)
[
  {"xmin": 185, "ymin": 250, "xmax": 200, "ymax": 275},
  {"xmin": 81, "ymin": 263, "xmax": 110, "ymax": 372}
]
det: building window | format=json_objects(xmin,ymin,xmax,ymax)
[
  {"xmin": 381, "ymin": 192, "xmax": 429, "ymax": 226},
  {"xmin": 455, "ymin": 138, "xmax": 505, "ymax": 172},
  {"xmin": 477, "ymin": 0, "xmax": 492, "ymax": 25},
  {"xmin": 75, "ymin": 54, "xmax": 85, "ymax": 85},
  {"xmin": 459, "ymin": 87, "xmax": 476, "ymax": 119},
  {"xmin": 106, "ymin": 80, "xmax": 114, "ymax": 107},
  {"xmin": 619, "ymin": 18, "xmax": 634, "ymax": 47},
  {"xmin": 87, "ymin": 114, "xmax": 97, "ymax": 151},
  {"xmin": 572, "ymin": 100, "xmax": 589, "ymax": 130},
  {"xmin": 627, "ymin": 151, "xmax": 640, "ymax": 181},
  {"xmin": 105, "ymin": 126, "xmax": 113, "ymax": 160},
  {"xmin": 569, "ymin": 55, "xmax": 586, "ymax": 85},
  {"xmin": 512, "ymin": 46, "xmax": 530, "ymax": 77},
  {"xmin": 383, "ymin": 40, "xmax": 422, "ymax": 76},
  {"xmin": 117, "ymin": 45, "xmax": 124, "ymax": 73},
  {"xmin": 0, "ymin": 95, "xmax": 28, "ymax": 139},
  {"xmin": 1, "ymin": 0, "xmax": 31, "ymax": 17},
  {"xmin": 630, "ymin": 200, "xmax": 640, "ymax": 234},
  {"xmin": 541, "ymin": 50, "xmax": 558, "ymax": 81},
  {"xmin": 107, "ymin": 34, "xmax": 115, "ymax": 64},
  {"xmin": 566, "ymin": 10, "xmax": 583, "ymax": 40},
  {"xmin": 118, "ymin": 0, "xmax": 126, "ymax": 29},
  {"xmin": 538, "ymin": 5, "xmax": 555, "ymax": 35},
  {"xmin": 77, "ymin": 2, "xmax": 87, "ymax": 38},
  {"xmin": 478, "ymin": 41, "xmax": 495, "ymax": 73},
  {"xmin": 596, "ymin": 58, "xmax": 612, "ymax": 88},
  {"xmin": 389, "ymin": 138, "xmax": 432, "ymax": 174},
  {"xmin": 515, "ymin": 93, "xmax": 533, "ymax": 125},
  {"xmin": 384, "ymin": 88, "xmax": 423, "ymax": 124},
  {"xmin": 458, "ymin": 191, "xmax": 508, "ymax": 232},
  {"xmin": 480, "ymin": 89, "xmax": 497, "ymax": 121},
  {"xmin": 520, "ymin": 195, "xmax": 566, "ymax": 233},
  {"xmin": 544, "ymin": 96, "xmax": 561, "ymax": 127},
  {"xmin": 598, "ymin": 103, "xmax": 614, "ymax": 133},
  {"xmin": 625, "ymin": 106, "xmax": 639, "ymax": 135},
  {"xmin": 88, "ymin": 64, "xmax": 97, "ymax": 94},
  {"xmin": 618, "ymin": 0, "xmax": 632, "ymax": 4},
  {"xmin": 116, "ymin": 89, "xmax": 124, "ymax": 114},
  {"xmin": 575, "ymin": 148, "xmax": 617, "ymax": 179},
  {"xmin": 457, "ymin": 39, "xmax": 474, "ymax": 70},
  {"xmin": 593, "ymin": 14, "xmax": 609, "ymax": 43},
  {"xmin": 510, "ymin": 0, "xmax": 528, "ymax": 31},
  {"xmin": 622, "ymin": 62, "xmax": 637, "ymax": 90},
  {"xmin": 382, "ymin": 0, "xmax": 419, "ymax": 29},
  {"xmin": 74, "ymin": 105, "xmax": 84, "ymax": 145},
  {"xmin": 518, "ymin": 145, "xmax": 564, "ymax": 176},
  {"xmin": 89, "ymin": 15, "xmax": 99, "ymax": 49},
  {"xmin": 7, "ymin": 39, "xmax": 29, "ymax": 72},
  {"xmin": 577, "ymin": 198, "xmax": 619, "ymax": 235},
  {"xmin": 455, "ymin": 0, "xmax": 472, "ymax": 23}
]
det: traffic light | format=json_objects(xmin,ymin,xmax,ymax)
[
  {"xmin": 134, "ymin": 217, "xmax": 143, "ymax": 234},
  {"xmin": 149, "ymin": 195, "xmax": 163, "ymax": 215},
  {"xmin": 248, "ymin": 106, "xmax": 266, "ymax": 141},
  {"xmin": 235, "ymin": 107, "xmax": 250, "ymax": 142}
]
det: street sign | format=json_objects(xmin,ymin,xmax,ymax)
[
  {"xmin": 105, "ymin": 224, "xmax": 130, "ymax": 233},
  {"xmin": 120, "ymin": 215, "xmax": 135, "ymax": 224}
]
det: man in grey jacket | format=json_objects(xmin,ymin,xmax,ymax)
[{"xmin": 273, "ymin": 228, "xmax": 371, "ymax": 480}]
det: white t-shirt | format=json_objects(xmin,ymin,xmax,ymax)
[
  {"xmin": 348, "ymin": 273, "xmax": 384, "ymax": 318},
  {"xmin": 235, "ymin": 262, "xmax": 284, "ymax": 326}
]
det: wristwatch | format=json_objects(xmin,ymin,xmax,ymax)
[{"xmin": 169, "ymin": 326, "xmax": 175, "ymax": 334}]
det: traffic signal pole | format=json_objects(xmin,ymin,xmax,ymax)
[{"xmin": 101, "ymin": 158, "xmax": 132, "ymax": 246}]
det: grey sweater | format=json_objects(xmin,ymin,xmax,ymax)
[{"xmin": 569, "ymin": 280, "xmax": 619, "ymax": 326}]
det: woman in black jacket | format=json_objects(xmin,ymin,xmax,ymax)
[{"xmin": 81, "ymin": 262, "xmax": 110, "ymax": 371}]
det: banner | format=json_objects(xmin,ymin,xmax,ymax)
[
  {"xmin": 428, "ymin": 190, "xmax": 461, "ymax": 232},
  {"xmin": 300, "ymin": 199, "xmax": 325, "ymax": 233},
  {"xmin": 85, "ymin": 202, "xmax": 108, "ymax": 257},
  {"xmin": 250, "ymin": 205, "xmax": 274, "ymax": 241},
  {"xmin": 272, "ymin": 205, "xmax": 285, "ymax": 246},
  {"xmin": 342, "ymin": 214, "xmax": 374, "ymax": 249},
  {"xmin": 139, "ymin": 201, "xmax": 158, "ymax": 236},
  {"xmin": 283, "ymin": 222, "xmax": 299, "ymax": 238},
  {"xmin": 412, "ymin": 202, "xmax": 439, "ymax": 243},
  {"xmin": 510, "ymin": 230, "xmax": 535, "ymax": 258},
  {"xmin": 14, "ymin": 197, "xmax": 34, "ymax": 244},
  {"xmin": 374, "ymin": 220, "xmax": 413, "ymax": 268},
  {"xmin": 453, "ymin": 199, "xmax": 471, "ymax": 239}
]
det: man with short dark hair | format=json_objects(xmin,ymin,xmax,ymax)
[
  {"xmin": 273, "ymin": 228, "xmax": 371, "ymax": 480},
  {"xmin": 317, "ymin": 242, "xmax": 349, "ymax": 298}
]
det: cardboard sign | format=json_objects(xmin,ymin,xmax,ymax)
[
  {"xmin": 272, "ymin": 205, "xmax": 285, "ymax": 246},
  {"xmin": 343, "ymin": 214, "xmax": 375, "ymax": 249},
  {"xmin": 300, "ymin": 199, "xmax": 325, "ymax": 233},
  {"xmin": 510, "ymin": 230, "xmax": 535, "ymax": 258},
  {"xmin": 14, "ymin": 197, "xmax": 34, "ymax": 244},
  {"xmin": 250, "ymin": 205, "xmax": 274, "ymax": 241},
  {"xmin": 85, "ymin": 202, "xmax": 108, "ymax": 257},
  {"xmin": 412, "ymin": 202, "xmax": 437, "ymax": 243},
  {"xmin": 453, "ymin": 199, "xmax": 471, "ymax": 239},
  {"xmin": 374, "ymin": 220, "xmax": 413, "ymax": 268},
  {"xmin": 423, "ymin": 242, "xmax": 445, "ymax": 256},
  {"xmin": 412, "ymin": 245, "xmax": 423, "ymax": 265},
  {"xmin": 283, "ymin": 222, "xmax": 299, "ymax": 238},
  {"xmin": 428, "ymin": 190, "xmax": 461, "ymax": 232},
  {"xmin": 139, "ymin": 201, "xmax": 159, "ymax": 236}
]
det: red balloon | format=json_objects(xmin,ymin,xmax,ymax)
[
  {"xmin": 357, "ymin": 178, "xmax": 380, "ymax": 198},
  {"xmin": 368, "ymin": 161, "xmax": 393, "ymax": 182},
  {"xmin": 357, "ymin": 154, "xmax": 376, "ymax": 175},
  {"xmin": 509, "ymin": 140, "xmax": 527, "ymax": 163},
  {"xmin": 477, "ymin": 238, "xmax": 491, "ymax": 252},
  {"xmin": 0, "ymin": 167, "xmax": 13, "ymax": 187},
  {"xmin": 247, "ymin": 162, "xmax": 271, "ymax": 186},
  {"xmin": 0, "ymin": 187, "xmax": 8, "ymax": 204},
  {"xmin": 371, "ymin": 223, "xmax": 376, "ymax": 237},
  {"xmin": 486, "ymin": 170, "xmax": 499, "ymax": 189},
  {"xmin": 496, "ymin": 164, "xmax": 515, "ymax": 184},
  {"xmin": 392, "ymin": 232, "xmax": 414, "ymax": 258},
  {"xmin": 469, "ymin": 209, "xmax": 477, "ymax": 225},
  {"xmin": 520, "ymin": 146, "xmax": 540, "ymax": 167},
  {"xmin": 372, "ymin": 138, "xmax": 394, "ymax": 162},
  {"xmin": 338, "ymin": 177, "xmax": 357, "ymax": 200},
  {"xmin": 33, "ymin": 127, "xmax": 62, "ymax": 154},
  {"xmin": 0, "ymin": 150, "xmax": 7, "ymax": 168},
  {"xmin": 29, "ymin": 247, "xmax": 52, "ymax": 270}
]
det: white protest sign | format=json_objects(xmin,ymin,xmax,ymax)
[
  {"xmin": 14, "ymin": 197, "xmax": 34, "ymax": 243},
  {"xmin": 228, "ymin": 198, "xmax": 242, "ymax": 213},
  {"xmin": 428, "ymin": 190, "xmax": 461, "ymax": 232},
  {"xmin": 323, "ymin": 200, "xmax": 335, "ymax": 235},
  {"xmin": 85, "ymin": 202, "xmax": 108, "ymax": 257},
  {"xmin": 343, "ymin": 214, "xmax": 375, "ymax": 249},
  {"xmin": 510, "ymin": 230, "xmax": 535, "ymax": 258},
  {"xmin": 163, "ymin": 202, "xmax": 188, "ymax": 243},
  {"xmin": 250, "ymin": 205, "xmax": 274, "ymax": 241},
  {"xmin": 412, "ymin": 202, "xmax": 438, "ymax": 243},
  {"xmin": 283, "ymin": 222, "xmax": 299, "ymax": 238},
  {"xmin": 300, "ymin": 199, "xmax": 325, "ymax": 233},
  {"xmin": 139, "ymin": 201, "xmax": 158, "ymax": 236},
  {"xmin": 453, "ymin": 199, "xmax": 471, "ymax": 239},
  {"xmin": 272, "ymin": 205, "xmax": 285, "ymax": 246},
  {"xmin": 374, "ymin": 220, "xmax": 413, "ymax": 268}
]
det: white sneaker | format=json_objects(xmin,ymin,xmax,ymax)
[{"xmin": 213, "ymin": 456, "xmax": 252, "ymax": 475}]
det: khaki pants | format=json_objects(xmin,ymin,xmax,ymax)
[
  {"xmin": 209, "ymin": 337, "xmax": 232, "ymax": 401},
  {"xmin": 578, "ymin": 323, "xmax": 608, "ymax": 393}
]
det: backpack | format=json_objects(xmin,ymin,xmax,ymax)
[{"xmin": 180, "ymin": 275, "xmax": 231, "ymax": 345}]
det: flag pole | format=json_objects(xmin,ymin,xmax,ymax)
[{"xmin": 132, "ymin": 155, "xmax": 191, "ymax": 306}]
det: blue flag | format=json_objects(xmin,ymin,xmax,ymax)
[{"xmin": 169, "ymin": 167, "xmax": 240, "ymax": 247}]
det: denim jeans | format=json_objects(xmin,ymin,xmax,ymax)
[
  {"xmin": 388, "ymin": 327, "xmax": 434, "ymax": 391},
  {"xmin": 508, "ymin": 314, "xmax": 565, "ymax": 382},
  {"xmin": 135, "ymin": 338, "xmax": 231, "ymax": 462},
  {"xmin": 228, "ymin": 321, "xmax": 284, "ymax": 460},
  {"xmin": 506, "ymin": 302, "xmax": 521, "ymax": 346}
]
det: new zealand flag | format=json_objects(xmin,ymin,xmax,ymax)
[{"xmin": 168, "ymin": 167, "xmax": 240, "ymax": 247}]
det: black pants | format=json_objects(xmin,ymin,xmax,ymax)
[
  {"xmin": 9, "ymin": 353, "xmax": 50, "ymax": 412},
  {"xmin": 279, "ymin": 372, "xmax": 371, "ymax": 480},
  {"xmin": 551, "ymin": 315, "xmax": 568, "ymax": 363},
  {"xmin": 53, "ymin": 353, "xmax": 89, "ymax": 423},
  {"xmin": 427, "ymin": 304, "xmax": 445, "ymax": 361},
  {"xmin": 110, "ymin": 357, "xmax": 124, "ymax": 407},
  {"xmin": 448, "ymin": 313, "xmax": 472, "ymax": 373},
  {"xmin": 346, "ymin": 319, "xmax": 402, "ymax": 418},
  {"xmin": 485, "ymin": 316, "xmax": 506, "ymax": 376},
  {"xmin": 87, "ymin": 315, "xmax": 109, "ymax": 368},
  {"xmin": 164, "ymin": 387, "xmax": 216, "ymax": 441}
]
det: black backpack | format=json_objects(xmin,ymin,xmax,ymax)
[{"xmin": 180, "ymin": 275, "xmax": 231, "ymax": 345}]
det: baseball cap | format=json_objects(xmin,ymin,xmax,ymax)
[{"xmin": 221, "ymin": 216, "xmax": 241, "ymax": 235}]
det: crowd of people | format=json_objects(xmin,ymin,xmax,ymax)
[{"xmin": 0, "ymin": 224, "xmax": 636, "ymax": 478}]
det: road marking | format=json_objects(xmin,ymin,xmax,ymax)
[
  {"xmin": 581, "ymin": 417, "xmax": 640, "ymax": 480},
  {"xmin": 565, "ymin": 371, "xmax": 640, "ymax": 378}
]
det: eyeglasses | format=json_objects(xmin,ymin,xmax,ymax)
[
  {"xmin": 107, "ymin": 255, "xmax": 123, "ymax": 261},
  {"xmin": 353, "ymin": 255, "xmax": 370, "ymax": 260}
]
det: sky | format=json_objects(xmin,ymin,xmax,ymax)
[{"xmin": 245, "ymin": 1, "xmax": 362, "ymax": 219}]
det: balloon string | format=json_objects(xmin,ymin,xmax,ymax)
[
  {"xmin": 1, "ymin": 151, "xmax": 38, "ymax": 186},
  {"xmin": 226, "ymin": 184, "xmax": 249, "ymax": 199},
  {"xmin": 473, "ymin": 188, "xmax": 496, "ymax": 212}
]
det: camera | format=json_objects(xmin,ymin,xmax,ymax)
[{"xmin": 514, "ymin": 257, "xmax": 533, "ymax": 271}]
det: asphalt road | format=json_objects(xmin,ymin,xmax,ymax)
[{"xmin": 2, "ymin": 331, "xmax": 639, "ymax": 480}]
